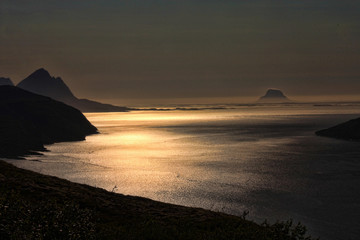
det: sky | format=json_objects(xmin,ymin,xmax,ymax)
[{"xmin": 1, "ymin": 0, "xmax": 360, "ymax": 105}]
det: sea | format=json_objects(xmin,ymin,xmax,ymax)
[{"xmin": 3, "ymin": 103, "xmax": 360, "ymax": 240}]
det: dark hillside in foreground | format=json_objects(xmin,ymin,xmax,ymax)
[
  {"xmin": 316, "ymin": 117, "xmax": 360, "ymax": 140},
  {"xmin": 17, "ymin": 68, "xmax": 129, "ymax": 112},
  {"xmin": 0, "ymin": 86, "xmax": 97, "ymax": 158},
  {"xmin": 0, "ymin": 160, "xmax": 315, "ymax": 239}
]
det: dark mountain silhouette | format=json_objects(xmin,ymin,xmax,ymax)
[
  {"xmin": 0, "ymin": 86, "xmax": 98, "ymax": 158},
  {"xmin": 0, "ymin": 77, "xmax": 14, "ymax": 86},
  {"xmin": 17, "ymin": 68, "xmax": 75, "ymax": 101},
  {"xmin": 17, "ymin": 68, "xmax": 128, "ymax": 112},
  {"xmin": 258, "ymin": 89, "xmax": 290, "ymax": 102},
  {"xmin": 316, "ymin": 117, "xmax": 360, "ymax": 141}
]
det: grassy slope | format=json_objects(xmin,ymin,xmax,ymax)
[{"xmin": 0, "ymin": 160, "xmax": 315, "ymax": 240}]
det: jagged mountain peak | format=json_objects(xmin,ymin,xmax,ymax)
[
  {"xmin": 16, "ymin": 68, "xmax": 128, "ymax": 112},
  {"xmin": 17, "ymin": 68, "xmax": 76, "ymax": 101},
  {"xmin": 27, "ymin": 68, "xmax": 51, "ymax": 79}
]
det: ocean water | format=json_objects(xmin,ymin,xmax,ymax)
[{"xmin": 4, "ymin": 104, "xmax": 360, "ymax": 240}]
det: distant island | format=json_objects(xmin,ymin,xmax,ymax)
[
  {"xmin": 0, "ymin": 86, "xmax": 97, "ymax": 158},
  {"xmin": 16, "ymin": 68, "xmax": 129, "ymax": 112},
  {"xmin": 258, "ymin": 89, "xmax": 290, "ymax": 103},
  {"xmin": 316, "ymin": 117, "xmax": 360, "ymax": 141}
]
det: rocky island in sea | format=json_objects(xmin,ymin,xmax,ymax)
[
  {"xmin": 17, "ymin": 68, "xmax": 129, "ymax": 112},
  {"xmin": 258, "ymin": 89, "xmax": 290, "ymax": 103},
  {"xmin": 0, "ymin": 85, "xmax": 98, "ymax": 158},
  {"xmin": 316, "ymin": 117, "xmax": 360, "ymax": 141}
]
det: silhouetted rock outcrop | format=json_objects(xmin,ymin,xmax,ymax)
[
  {"xmin": 17, "ymin": 68, "xmax": 76, "ymax": 101},
  {"xmin": 316, "ymin": 117, "xmax": 360, "ymax": 141},
  {"xmin": 0, "ymin": 77, "xmax": 14, "ymax": 86},
  {"xmin": 258, "ymin": 89, "xmax": 290, "ymax": 102},
  {"xmin": 0, "ymin": 86, "xmax": 98, "ymax": 158},
  {"xmin": 17, "ymin": 68, "xmax": 129, "ymax": 112}
]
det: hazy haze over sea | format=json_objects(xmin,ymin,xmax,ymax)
[{"xmin": 4, "ymin": 103, "xmax": 360, "ymax": 240}]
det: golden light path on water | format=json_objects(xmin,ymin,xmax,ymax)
[
  {"xmin": 4, "ymin": 105, "xmax": 360, "ymax": 240},
  {"xmin": 78, "ymin": 111, "xmax": 232, "ymax": 198}
]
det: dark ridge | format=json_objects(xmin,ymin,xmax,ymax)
[
  {"xmin": 0, "ymin": 77, "xmax": 14, "ymax": 86},
  {"xmin": 316, "ymin": 117, "xmax": 360, "ymax": 141},
  {"xmin": 17, "ymin": 68, "xmax": 128, "ymax": 112},
  {"xmin": 0, "ymin": 86, "xmax": 98, "ymax": 158},
  {"xmin": 72, "ymin": 98, "xmax": 129, "ymax": 112}
]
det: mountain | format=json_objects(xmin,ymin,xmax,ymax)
[
  {"xmin": 17, "ymin": 68, "xmax": 76, "ymax": 101},
  {"xmin": 0, "ymin": 85, "xmax": 98, "ymax": 158},
  {"xmin": 316, "ymin": 117, "xmax": 360, "ymax": 141},
  {"xmin": 17, "ymin": 68, "xmax": 128, "ymax": 112},
  {"xmin": 0, "ymin": 77, "xmax": 14, "ymax": 86},
  {"xmin": 258, "ymin": 89, "xmax": 290, "ymax": 102}
]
